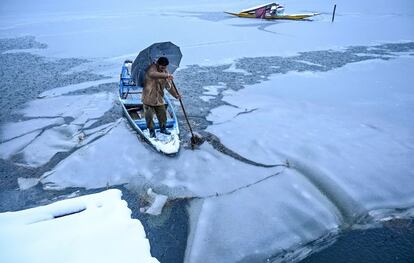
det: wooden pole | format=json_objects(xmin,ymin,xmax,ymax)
[
  {"xmin": 169, "ymin": 80, "xmax": 197, "ymax": 149},
  {"xmin": 332, "ymin": 4, "xmax": 337, "ymax": 23}
]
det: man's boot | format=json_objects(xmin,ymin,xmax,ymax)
[
  {"xmin": 160, "ymin": 126, "xmax": 171, "ymax": 135},
  {"xmin": 149, "ymin": 129, "xmax": 156, "ymax": 138}
]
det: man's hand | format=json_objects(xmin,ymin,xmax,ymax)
[{"xmin": 167, "ymin": 74, "xmax": 174, "ymax": 80}]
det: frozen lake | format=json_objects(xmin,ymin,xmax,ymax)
[{"xmin": 1, "ymin": 0, "xmax": 414, "ymax": 262}]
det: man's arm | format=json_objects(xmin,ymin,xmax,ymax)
[
  {"xmin": 165, "ymin": 81, "xmax": 181, "ymax": 99},
  {"xmin": 147, "ymin": 66, "xmax": 170, "ymax": 79}
]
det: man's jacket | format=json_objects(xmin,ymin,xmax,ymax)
[{"xmin": 142, "ymin": 64, "xmax": 178, "ymax": 106}]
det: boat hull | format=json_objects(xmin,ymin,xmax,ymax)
[{"xmin": 225, "ymin": 11, "xmax": 318, "ymax": 20}]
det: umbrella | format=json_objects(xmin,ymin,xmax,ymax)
[{"xmin": 131, "ymin": 42, "xmax": 182, "ymax": 86}]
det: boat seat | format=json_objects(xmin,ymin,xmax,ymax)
[
  {"xmin": 121, "ymin": 98, "xmax": 141, "ymax": 106},
  {"xmin": 121, "ymin": 83, "xmax": 142, "ymax": 98},
  {"xmin": 122, "ymin": 80, "xmax": 134, "ymax": 86},
  {"xmin": 127, "ymin": 104, "xmax": 143, "ymax": 112},
  {"xmin": 125, "ymin": 91, "xmax": 141, "ymax": 94}
]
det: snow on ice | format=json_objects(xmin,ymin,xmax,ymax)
[{"xmin": 0, "ymin": 189, "xmax": 159, "ymax": 263}]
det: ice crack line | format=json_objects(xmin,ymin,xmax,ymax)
[
  {"xmin": 199, "ymin": 168, "xmax": 287, "ymax": 199},
  {"xmin": 198, "ymin": 130, "xmax": 287, "ymax": 168},
  {"xmin": 210, "ymin": 107, "xmax": 259, "ymax": 126},
  {"xmin": 170, "ymin": 167, "xmax": 288, "ymax": 201},
  {"xmin": 234, "ymin": 108, "xmax": 258, "ymax": 117},
  {"xmin": 0, "ymin": 117, "xmax": 66, "ymax": 144}
]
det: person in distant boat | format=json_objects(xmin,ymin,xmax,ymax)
[
  {"xmin": 255, "ymin": 3, "xmax": 283, "ymax": 18},
  {"xmin": 143, "ymin": 56, "xmax": 181, "ymax": 138}
]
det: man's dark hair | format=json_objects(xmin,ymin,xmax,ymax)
[{"xmin": 157, "ymin": 57, "xmax": 169, "ymax": 66}]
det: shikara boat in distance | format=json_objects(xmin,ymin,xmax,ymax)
[
  {"xmin": 225, "ymin": 2, "xmax": 319, "ymax": 20},
  {"xmin": 119, "ymin": 60, "xmax": 180, "ymax": 155}
]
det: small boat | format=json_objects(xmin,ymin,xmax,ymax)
[
  {"xmin": 118, "ymin": 60, "xmax": 180, "ymax": 155},
  {"xmin": 225, "ymin": 2, "xmax": 318, "ymax": 20},
  {"xmin": 225, "ymin": 11, "xmax": 318, "ymax": 20}
]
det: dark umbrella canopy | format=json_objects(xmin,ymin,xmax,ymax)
[{"xmin": 131, "ymin": 42, "xmax": 182, "ymax": 86}]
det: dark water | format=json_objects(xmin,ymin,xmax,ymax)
[
  {"xmin": 1, "ymin": 36, "xmax": 414, "ymax": 263},
  {"xmin": 112, "ymin": 186, "xmax": 189, "ymax": 263},
  {"xmin": 301, "ymin": 219, "xmax": 414, "ymax": 263}
]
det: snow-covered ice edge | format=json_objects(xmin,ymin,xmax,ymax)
[{"xmin": 0, "ymin": 189, "xmax": 159, "ymax": 263}]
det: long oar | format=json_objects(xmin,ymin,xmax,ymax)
[{"xmin": 169, "ymin": 80, "xmax": 198, "ymax": 149}]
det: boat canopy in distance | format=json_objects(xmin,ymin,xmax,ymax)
[{"xmin": 240, "ymin": 2, "xmax": 284, "ymax": 18}]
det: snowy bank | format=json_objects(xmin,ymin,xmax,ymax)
[{"xmin": 0, "ymin": 189, "xmax": 159, "ymax": 263}]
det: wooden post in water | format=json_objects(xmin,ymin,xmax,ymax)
[{"xmin": 332, "ymin": 4, "xmax": 337, "ymax": 23}]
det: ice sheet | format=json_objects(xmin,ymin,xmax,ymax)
[
  {"xmin": 17, "ymin": 177, "xmax": 40, "ymax": 190},
  {"xmin": 202, "ymin": 85, "xmax": 223, "ymax": 96},
  {"xmin": 40, "ymin": 120, "xmax": 273, "ymax": 196},
  {"xmin": 186, "ymin": 172, "xmax": 341, "ymax": 263},
  {"xmin": 20, "ymin": 124, "xmax": 80, "ymax": 167},
  {"xmin": 38, "ymin": 77, "xmax": 117, "ymax": 98},
  {"xmin": 1, "ymin": 0, "xmax": 414, "ymax": 262},
  {"xmin": 19, "ymin": 92, "xmax": 114, "ymax": 124},
  {"xmin": 0, "ymin": 93, "xmax": 116, "ymax": 166},
  {"xmin": 207, "ymin": 57, "xmax": 414, "ymax": 210},
  {"xmin": 0, "ymin": 131, "xmax": 40, "ymax": 160},
  {"xmin": 1, "ymin": 0, "xmax": 413, "ymax": 74},
  {"xmin": 0, "ymin": 189, "xmax": 159, "ymax": 263},
  {"xmin": 1, "ymin": 117, "xmax": 64, "ymax": 141}
]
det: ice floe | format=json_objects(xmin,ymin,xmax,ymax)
[
  {"xmin": 0, "ymin": 189, "xmax": 159, "ymax": 263},
  {"xmin": 1, "ymin": 92, "xmax": 116, "ymax": 167}
]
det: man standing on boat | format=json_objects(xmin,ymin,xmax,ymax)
[{"xmin": 143, "ymin": 57, "xmax": 181, "ymax": 138}]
